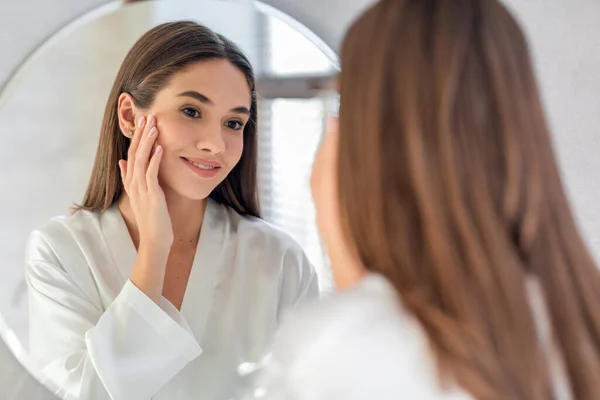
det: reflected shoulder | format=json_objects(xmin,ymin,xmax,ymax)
[{"xmin": 25, "ymin": 208, "xmax": 104, "ymax": 267}]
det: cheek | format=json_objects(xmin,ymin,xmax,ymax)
[
  {"xmin": 154, "ymin": 119, "xmax": 191, "ymax": 180},
  {"xmin": 311, "ymin": 136, "xmax": 337, "ymax": 212},
  {"xmin": 223, "ymin": 133, "xmax": 244, "ymax": 167},
  {"xmin": 156, "ymin": 118, "xmax": 188, "ymax": 149}
]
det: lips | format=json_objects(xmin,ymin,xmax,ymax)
[
  {"xmin": 181, "ymin": 157, "xmax": 221, "ymax": 170},
  {"xmin": 181, "ymin": 157, "xmax": 221, "ymax": 178}
]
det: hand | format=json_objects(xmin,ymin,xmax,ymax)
[
  {"xmin": 118, "ymin": 115, "xmax": 174, "ymax": 253},
  {"xmin": 311, "ymin": 117, "xmax": 341, "ymax": 241}
]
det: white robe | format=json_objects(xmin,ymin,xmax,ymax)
[
  {"xmin": 25, "ymin": 198, "xmax": 319, "ymax": 400},
  {"xmin": 246, "ymin": 274, "xmax": 572, "ymax": 400}
]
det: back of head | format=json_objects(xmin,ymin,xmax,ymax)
[{"xmin": 338, "ymin": 0, "xmax": 600, "ymax": 398}]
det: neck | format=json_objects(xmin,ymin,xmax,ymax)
[
  {"xmin": 118, "ymin": 189, "xmax": 207, "ymax": 250},
  {"xmin": 166, "ymin": 188, "xmax": 207, "ymax": 247}
]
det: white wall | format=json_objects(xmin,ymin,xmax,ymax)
[{"xmin": 502, "ymin": 0, "xmax": 600, "ymax": 261}]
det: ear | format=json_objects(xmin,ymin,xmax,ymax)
[{"xmin": 117, "ymin": 93, "xmax": 138, "ymax": 138}]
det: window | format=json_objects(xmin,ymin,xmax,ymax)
[{"xmin": 257, "ymin": 16, "xmax": 337, "ymax": 292}]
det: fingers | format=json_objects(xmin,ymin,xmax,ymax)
[
  {"xmin": 122, "ymin": 114, "xmax": 160, "ymax": 195},
  {"xmin": 127, "ymin": 115, "xmax": 146, "ymax": 175},
  {"xmin": 134, "ymin": 115, "xmax": 158, "ymax": 189},
  {"xmin": 118, "ymin": 160, "xmax": 127, "ymax": 186},
  {"xmin": 146, "ymin": 145, "xmax": 163, "ymax": 190}
]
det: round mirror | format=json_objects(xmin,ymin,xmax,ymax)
[{"xmin": 0, "ymin": 0, "xmax": 338, "ymax": 398}]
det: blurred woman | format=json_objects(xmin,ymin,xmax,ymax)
[{"xmin": 251, "ymin": 0, "xmax": 600, "ymax": 398}]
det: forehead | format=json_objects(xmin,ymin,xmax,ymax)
[{"xmin": 160, "ymin": 59, "xmax": 252, "ymax": 108}]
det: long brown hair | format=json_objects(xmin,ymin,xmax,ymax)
[
  {"xmin": 79, "ymin": 21, "xmax": 260, "ymax": 217},
  {"xmin": 338, "ymin": 0, "xmax": 600, "ymax": 398}
]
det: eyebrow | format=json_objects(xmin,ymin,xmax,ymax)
[{"xmin": 177, "ymin": 91, "xmax": 250, "ymax": 115}]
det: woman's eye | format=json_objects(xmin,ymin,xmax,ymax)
[
  {"xmin": 226, "ymin": 120, "xmax": 244, "ymax": 131},
  {"xmin": 182, "ymin": 107, "xmax": 200, "ymax": 118}
]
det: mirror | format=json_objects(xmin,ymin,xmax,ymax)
[
  {"xmin": 0, "ymin": 312, "xmax": 60, "ymax": 399},
  {"xmin": 0, "ymin": 0, "xmax": 338, "ymax": 398}
]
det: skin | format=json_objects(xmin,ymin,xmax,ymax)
[
  {"xmin": 310, "ymin": 117, "xmax": 366, "ymax": 291},
  {"xmin": 115, "ymin": 59, "xmax": 252, "ymax": 309}
]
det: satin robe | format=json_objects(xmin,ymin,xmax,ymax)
[
  {"xmin": 25, "ymin": 198, "xmax": 319, "ymax": 400},
  {"xmin": 244, "ymin": 274, "xmax": 471, "ymax": 400},
  {"xmin": 248, "ymin": 274, "xmax": 573, "ymax": 400}
]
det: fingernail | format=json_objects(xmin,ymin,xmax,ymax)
[
  {"xmin": 138, "ymin": 116, "xmax": 145, "ymax": 126},
  {"xmin": 147, "ymin": 115, "xmax": 154, "ymax": 125},
  {"xmin": 148, "ymin": 127, "xmax": 157, "ymax": 137},
  {"xmin": 155, "ymin": 145, "xmax": 162, "ymax": 154}
]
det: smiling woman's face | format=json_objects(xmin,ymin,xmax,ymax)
[{"xmin": 119, "ymin": 59, "xmax": 252, "ymax": 201}]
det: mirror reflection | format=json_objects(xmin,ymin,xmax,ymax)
[{"xmin": 0, "ymin": 0, "xmax": 338, "ymax": 398}]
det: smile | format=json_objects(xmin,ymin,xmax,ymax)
[
  {"xmin": 189, "ymin": 160, "xmax": 217, "ymax": 170},
  {"xmin": 182, "ymin": 157, "xmax": 221, "ymax": 178}
]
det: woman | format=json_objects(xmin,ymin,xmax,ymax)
[
  {"xmin": 25, "ymin": 21, "xmax": 318, "ymax": 400},
  {"xmin": 251, "ymin": 0, "xmax": 600, "ymax": 399}
]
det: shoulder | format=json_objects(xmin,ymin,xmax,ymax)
[
  {"xmin": 233, "ymin": 210, "xmax": 303, "ymax": 254},
  {"xmin": 272, "ymin": 275, "xmax": 403, "ymax": 358},
  {"xmin": 217, "ymin": 203, "xmax": 319, "ymax": 298},
  {"xmin": 220, "ymin": 203, "xmax": 308, "ymax": 264},
  {"xmin": 25, "ymin": 208, "xmax": 102, "ymax": 267},
  {"xmin": 25, "ymin": 209, "xmax": 108, "ymax": 311},
  {"xmin": 265, "ymin": 275, "xmax": 472, "ymax": 399}
]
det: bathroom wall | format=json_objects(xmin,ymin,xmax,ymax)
[{"xmin": 502, "ymin": 0, "xmax": 600, "ymax": 261}]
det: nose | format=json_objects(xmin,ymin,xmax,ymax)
[{"xmin": 195, "ymin": 123, "xmax": 226, "ymax": 154}]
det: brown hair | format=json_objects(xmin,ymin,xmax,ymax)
[
  {"xmin": 79, "ymin": 21, "xmax": 260, "ymax": 217},
  {"xmin": 338, "ymin": 0, "xmax": 600, "ymax": 398}
]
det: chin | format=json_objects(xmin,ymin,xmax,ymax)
[
  {"xmin": 165, "ymin": 179, "xmax": 220, "ymax": 201},
  {"xmin": 179, "ymin": 186, "xmax": 215, "ymax": 201}
]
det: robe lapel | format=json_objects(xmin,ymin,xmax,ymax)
[
  {"xmin": 100, "ymin": 204, "xmax": 138, "ymax": 291},
  {"xmin": 101, "ymin": 200, "xmax": 226, "ymax": 341},
  {"xmin": 180, "ymin": 198, "xmax": 228, "ymax": 342}
]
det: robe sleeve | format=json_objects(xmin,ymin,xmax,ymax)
[{"xmin": 26, "ymin": 229, "xmax": 202, "ymax": 400}]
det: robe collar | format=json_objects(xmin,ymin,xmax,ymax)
[{"xmin": 101, "ymin": 198, "xmax": 227, "ymax": 341}]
